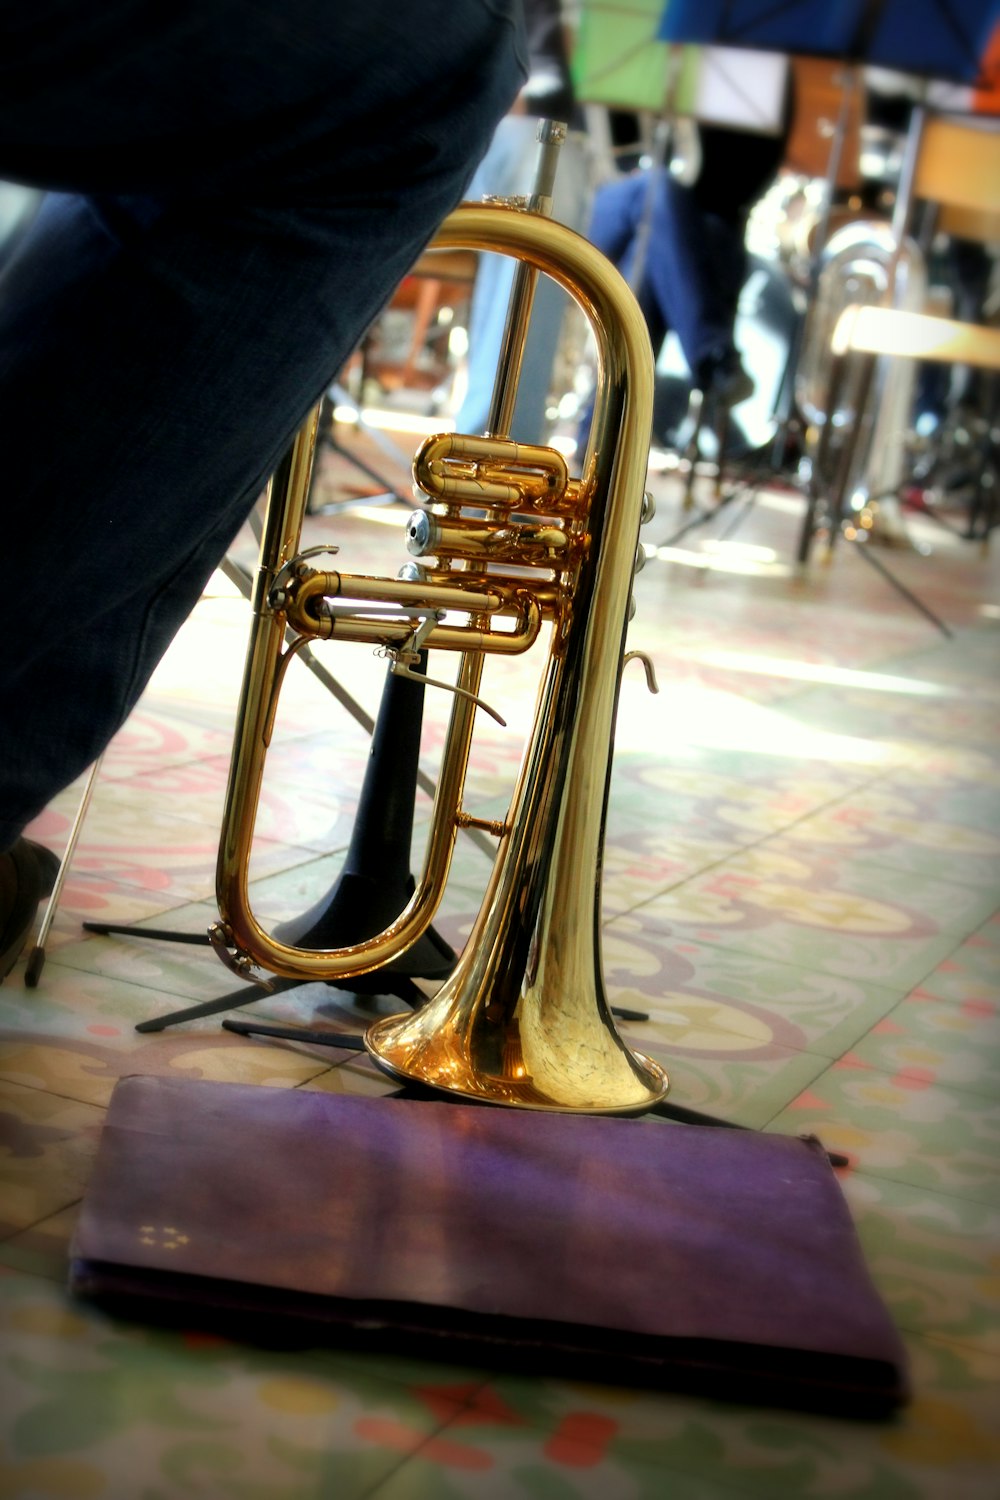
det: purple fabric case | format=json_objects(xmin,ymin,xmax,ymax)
[{"xmin": 70, "ymin": 1074, "xmax": 909, "ymax": 1416}]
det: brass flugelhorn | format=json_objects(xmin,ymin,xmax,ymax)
[{"xmin": 211, "ymin": 149, "xmax": 667, "ymax": 1112}]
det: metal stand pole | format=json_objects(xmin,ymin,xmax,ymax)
[{"xmin": 24, "ymin": 753, "xmax": 105, "ymax": 988}]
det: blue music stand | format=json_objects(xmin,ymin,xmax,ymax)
[{"xmin": 658, "ymin": 1, "xmax": 1000, "ymax": 84}]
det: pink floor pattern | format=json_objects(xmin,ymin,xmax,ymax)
[{"xmin": 2, "ymin": 456, "xmax": 999, "ymax": 1498}]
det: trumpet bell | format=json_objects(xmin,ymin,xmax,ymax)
[{"xmin": 366, "ymin": 984, "xmax": 667, "ymax": 1113}]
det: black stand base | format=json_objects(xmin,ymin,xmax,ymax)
[
  {"xmin": 79, "ymin": 917, "xmax": 646, "ymax": 1034},
  {"xmin": 215, "ymin": 1015, "xmax": 847, "ymax": 1163},
  {"xmin": 85, "ymin": 863, "xmax": 456, "ymax": 1036}
]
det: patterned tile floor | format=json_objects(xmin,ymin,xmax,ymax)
[{"xmin": 2, "ymin": 439, "xmax": 999, "ymax": 1499}]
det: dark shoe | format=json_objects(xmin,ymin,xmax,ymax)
[
  {"xmin": 707, "ymin": 359, "xmax": 755, "ymax": 409},
  {"xmin": 695, "ymin": 349, "xmax": 755, "ymax": 409},
  {"xmin": 0, "ymin": 838, "xmax": 59, "ymax": 983}
]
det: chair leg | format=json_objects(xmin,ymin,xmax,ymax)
[
  {"xmin": 713, "ymin": 400, "xmax": 730, "ymax": 505},
  {"xmin": 828, "ymin": 353, "xmax": 878, "ymax": 558},
  {"xmin": 681, "ymin": 389, "xmax": 706, "ymax": 510},
  {"xmin": 798, "ymin": 351, "xmax": 873, "ymax": 566}
]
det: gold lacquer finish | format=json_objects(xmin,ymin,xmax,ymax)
[
  {"xmin": 213, "ymin": 406, "xmax": 485, "ymax": 986},
  {"xmin": 364, "ymin": 205, "xmax": 667, "ymax": 1112},
  {"xmin": 214, "ymin": 196, "xmax": 667, "ymax": 1111}
]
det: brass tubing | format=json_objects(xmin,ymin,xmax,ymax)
[
  {"xmin": 405, "ymin": 513, "xmax": 569, "ymax": 567},
  {"xmin": 338, "ymin": 572, "xmax": 501, "ymax": 609},
  {"xmin": 419, "ymin": 468, "xmax": 563, "ymax": 507},
  {"xmin": 528, "ymin": 118, "xmax": 567, "ymax": 216},
  {"xmin": 421, "ymin": 432, "xmax": 568, "ymax": 474},
  {"xmin": 216, "ymin": 406, "xmax": 487, "ymax": 982},
  {"xmin": 286, "ymin": 605, "xmax": 544, "ymax": 655},
  {"xmin": 288, "ymin": 570, "xmax": 502, "ymax": 615},
  {"xmin": 216, "ymin": 411, "xmax": 320, "ymax": 953},
  {"xmin": 385, "ymin": 566, "xmax": 565, "ymax": 615},
  {"xmin": 487, "ymin": 256, "xmax": 538, "ymax": 439},
  {"xmin": 366, "ymin": 204, "xmax": 667, "ymax": 1111},
  {"xmin": 219, "ymin": 647, "xmax": 482, "ymax": 981},
  {"xmin": 485, "ymin": 120, "xmax": 566, "ymax": 438},
  {"xmin": 456, "ymin": 812, "xmax": 508, "ymax": 836},
  {"xmin": 416, "ymin": 432, "xmax": 569, "ymax": 502}
]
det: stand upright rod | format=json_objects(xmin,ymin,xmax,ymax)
[
  {"xmin": 24, "ymin": 754, "xmax": 105, "ymax": 988},
  {"xmin": 486, "ymin": 119, "xmax": 565, "ymax": 439}
]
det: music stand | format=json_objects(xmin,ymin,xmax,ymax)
[{"xmin": 658, "ymin": 0, "xmax": 999, "ymax": 82}]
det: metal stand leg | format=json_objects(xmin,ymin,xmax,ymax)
[
  {"xmin": 848, "ymin": 540, "xmax": 953, "ymax": 638},
  {"xmin": 680, "ymin": 390, "xmax": 706, "ymax": 511},
  {"xmin": 24, "ymin": 753, "xmax": 105, "ymax": 988},
  {"xmin": 103, "ymin": 656, "xmax": 461, "ymax": 1032},
  {"xmin": 209, "ymin": 1021, "xmax": 847, "ymax": 1158}
]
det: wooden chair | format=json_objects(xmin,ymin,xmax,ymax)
[
  {"xmin": 362, "ymin": 247, "xmax": 478, "ymax": 394},
  {"xmin": 825, "ymin": 305, "xmax": 1000, "ymax": 553},
  {"xmin": 311, "ymin": 246, "xmax": 478, "ymax": 515}
]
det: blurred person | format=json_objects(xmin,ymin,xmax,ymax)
[
  {"xmin": 586, "ymin": 105, "xmax": 791, "ymax": 417},
  {"xmin": 0, "ymin": 0, "xmax": 526, "ymax": 980},
  {"xmin": 454, "ymin": 0, "xmax": 592, "ymax": 443}
]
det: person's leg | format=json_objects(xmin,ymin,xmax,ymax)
[
  {"xmin": 586, "ymin": 172, "xmax": 648, "ymax": 271},
  {"xmin": 641, "ymin": 170, "xmax": 746, "ymax": 391},
  {"xmin": 591, "ymin": 173, "xmax": 668, "ymax": 356},
  {"xmin": 576, "ymin": 171, "xmax": 666, "ymax": 449},
  {"xmin": 704, "ymin": 211, "xmax": 750, "ymax": 347},
  {"xmin": 0, "ymin": 0, "xmax": 525, "ymax": 855}
]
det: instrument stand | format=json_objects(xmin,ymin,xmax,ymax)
[{"xmin": 87, "ymin": 657, "xmax": 460, "ymax": 1034}]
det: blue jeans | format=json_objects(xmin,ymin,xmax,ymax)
[
  {"xmin": 0, "ymin": 0, "xmax": 525, "ymax": 850},
  {"xmin": 455, "ymin": 114, "xmax": 593, "ymax": 444},
  {"xmin": 587, "ymin": 167, "xmax": 746, "ymax": 386}
]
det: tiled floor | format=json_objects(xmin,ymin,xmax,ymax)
[{"xmin": 2, "ymin": 432, "xmax": 999, "ymax": 1498}]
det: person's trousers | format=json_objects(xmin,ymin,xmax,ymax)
[
  {"xmin": 0, "ymin": 0, "xmax": 524, "ymax": 850},
  {"xmin": 587, "ymin": 167, "xmax": 746, "ymax": 385}
]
